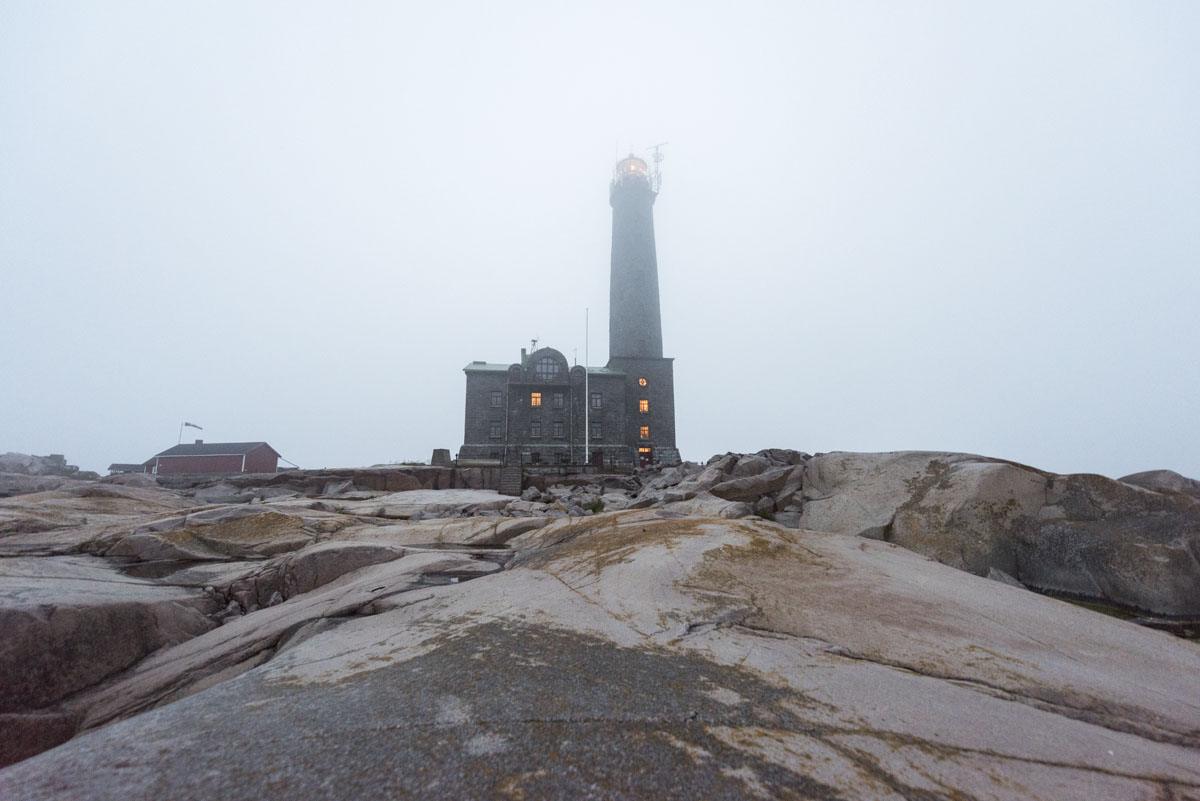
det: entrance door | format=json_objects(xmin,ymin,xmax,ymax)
[{"xmin": 638, "ymin": 446, "xmax": 653, "ymax": 467}]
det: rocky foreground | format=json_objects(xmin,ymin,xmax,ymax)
[{"xmin": 1, "ymin": 450, "xmax": 1199, "ymax": 800}]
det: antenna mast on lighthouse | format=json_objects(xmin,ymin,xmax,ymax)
[{"xmin": 649, "ymin": 142, "xmax": 668, "ymax": 193}]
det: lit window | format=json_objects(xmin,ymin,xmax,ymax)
[
  {"xmin": 553, "ymin": 421, "xmax": 564, "ymax": 438},
  {"xmin": 535, "ymin": 358, "xmax": 559, "ymax": 381},
  {"xmin": 639, "ymin": 425, "xmax": 650, "ymax": 439},
  {"xmin": 530, "ymin": 392, "xmax": 542, "ymax": 407},
  {"xmin": 531, "ymin": 421, "xmax": 542, "ymax": 438},
  {"xmin": 590, "ymin": 421, "xmax": 602, "ymax": 440},
  {"xmin": 490, "ymin": 391, "xmax": 502, "ymax": 408},
  {"xmin": 638, "ymin": 447, "xmax": 652, "ymax": 455},
  {"xmin": 553, "ymin": 393, "xmax": 564, "ymax": 409},
  {"xmin": 638, "ymin": 377, "xmax": 648, "ymax": 387},
  {"xmin": 590, "ymin": 392, "xmax": 602, "ymax": 409},
  {"xmin": 638, "ymin": 399, "xmax": 649, "ymax": 414},
  {"xmin": 489, "ymin": 422, "xmax": 502, "ymax": 439}
]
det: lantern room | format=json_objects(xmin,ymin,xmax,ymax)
[{"xmin": 614, "ymin": 155, "xmax": 650, "ymax": 182}]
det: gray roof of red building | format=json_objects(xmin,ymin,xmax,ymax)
[{"xmin": 153, "ymin": 442, "xmax": 279, "ymax": 458}]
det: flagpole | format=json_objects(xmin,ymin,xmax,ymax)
[
  {"xmin": 584, "ymin": 307, "xmax": 589, "ymax": 470},
  {"xmin": 178, "ymin": 421, "xmax": 184, "ymax": 444}
]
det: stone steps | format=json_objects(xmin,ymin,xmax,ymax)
[{"xmin": 498, "ymin": 466, "xmax": 523, "ymax": 496}]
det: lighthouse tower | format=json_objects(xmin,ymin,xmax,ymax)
[{"xmin": 607, "ymin": 155, "xmax": 679, "ymax": 467}]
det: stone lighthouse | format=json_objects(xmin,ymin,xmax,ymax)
[
  {"xmin": 606, "ymin": 155, "xmax": 679, "ymax": 467},
  {"xmin": 457, "ymin": 153, "xmax": 680, "ymax": 469}
]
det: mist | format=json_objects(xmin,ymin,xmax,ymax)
[{"xmin": 2, "ymin": 1, "xmax": 1197, "ymax": 477}]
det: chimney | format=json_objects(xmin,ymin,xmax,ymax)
[
  {"xmin": 520, "ymin": 347, "xmax": 527, "ymax": 365},
  {"xmin": 195, "ymin": 439, "xmax": 204, "ymax": 445}
]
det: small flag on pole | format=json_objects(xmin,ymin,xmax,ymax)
[{"xmin": 183, "ymin": 422, "xmax": 203, "ymax": 430}]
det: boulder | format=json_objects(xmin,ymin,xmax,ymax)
[
  {"xmin": 645, "ymin": 466, "xmax": 686, "ymax": 490},
  {"xmin": 1120, "ymin": 469, "xmax": 1200, "ymax": 500},
  {"xmin": 755, "ymin": 448, "xmax": 810, "ymax": 466},
  {"xmin": 773, "ymin": 465, "xmax": 804, "ymax": 509},
  {"xmin": 773, "ymin": 510, "xmax": 801, "ymax": 528},
  {"xmin": 656, "ymin": 491, "xmax": 752, "ymax": 519},
  {"xmin": 798, "ymin": 451, "xmax": 1200, "ymax": 616},
  {"xmin": 708, "ymin": 465, "xmax": 795, "ymax": 503},
  {"xmin": 0, "ymin": 453, "xmax": 88, "ymax": 478},
  {"xmin": 506, "ymin": 500, "xmax": 549, "ymax": 515},
  {"xmin": 729, "ymin": 454, "xmax": 774, "ymax": 478}
]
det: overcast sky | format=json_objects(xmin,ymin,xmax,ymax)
[{"xmin": 2, "ymin": 1, "xmax": 1197, "ymax": 478}]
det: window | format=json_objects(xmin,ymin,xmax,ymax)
[
  {"xmin": 590, "ymin": 392, "xmax": 602, "ymax": 409},
  {"xmin": 638, "ymin": 399, "xmax": 649, "ymax": 414},
  {"xmin": 553, "ymin": 421, "xmax": 564, "ymax": 438},
  {"xmin": 590, "ymin": 421, "xmax": 602, "ymax": 440},
  {"xmin": 530, "ymin": 452, "xmax": 542, "ymax": 464},
  {"xmin": 639, "ymin": 425, "xmax": 650, "ymax": 440},
  {"xmin": 490, "ymin": 391, "xmax": 502, "ymax": 408},
  {"xmin": 552, "ymin": 392, "xmax": 564, "ymax": 409},
  {"xmin": 638, "ymin": 377, "xmax": 648, "ymax": 387},
  {"xmin": 556, "ymin": 452, "xmax": 570, "ymax": 465},
  {"xmin": 489, "ymin": 451, "xmax": 500, "ymax": 460},
  {"xmin": 638, "ymin": 447, "xmax": 652, "ymax": 454},
  {"xmin": 534, "ymin": 357, "xmax": 559, "ymax": 381},
  {"xmin": 489, "ymin": 422, "xmax": 502, "ymax": 439},
  {"xmin": 531, "ymin": 421, "xmax": 542, "ymax": 438},
  {"xmin": 530, "ymin": 391, "xmax": 542, "ymax": 407}
]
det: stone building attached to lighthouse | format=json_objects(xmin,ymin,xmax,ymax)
[{"xmin": 458, "ymin": 155, "xmax": 679, "ymax": 469}]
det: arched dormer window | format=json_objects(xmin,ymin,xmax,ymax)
[{"xmin": 534, "ymin": 357, "xmax": 560, "ymax": 381}]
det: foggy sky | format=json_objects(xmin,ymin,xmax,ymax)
[{"xmin": 2, "ymin": 1, "xmax": 1198, "ymax": 478}]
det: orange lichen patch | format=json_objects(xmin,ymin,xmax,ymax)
[
  {"xmin": 167, "ymin": 511, "xmax": 308, "ymax": 546},
  {"xmin": 516, "ymin": 513, "xmax": 718, "ymax": 576},
  {"xmin": 687, "ymin": 519, "xmax": 835, "ymax": 598}
]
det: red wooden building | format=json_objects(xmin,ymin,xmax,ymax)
[{"xmin": 146, "ymin": 441, "xmax": 280, "ymax": 475}]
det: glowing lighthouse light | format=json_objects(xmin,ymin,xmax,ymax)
[{"xmin": 616, "ymin": 156, "xmax": 649, "ymax": 179}]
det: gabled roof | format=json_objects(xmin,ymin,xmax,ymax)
[{"xmin": 154, "ymin": 442, "xmax": 279, "ymax": 458}]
